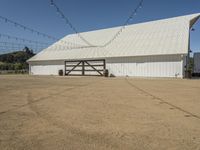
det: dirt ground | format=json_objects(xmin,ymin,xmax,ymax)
[{"xmin": 0, "ymin": 75, "xmax": 200, "ymax": 150}]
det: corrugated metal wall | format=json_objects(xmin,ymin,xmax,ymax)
[
  {"xmin": 30, "ymin": 54, "xmax": 184, "ymax": 78},
  {"xmin": 30, "ymin": 60, "xmax": 64, "ymax": 75},
  {"xmin": 106, "ymin": 55, "xmax": 184, "ymax": 78}
]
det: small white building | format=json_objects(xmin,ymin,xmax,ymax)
[{"xmin": 28, "ymin": 13, "xmax": 200, "ymax": 78}]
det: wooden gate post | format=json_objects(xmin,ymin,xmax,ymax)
[{"xmin": 82, "ymin": 61, "xmax": 85, "ymax": 75}]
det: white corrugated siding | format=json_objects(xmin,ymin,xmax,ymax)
[
  {"xmin": 106, "ymin": 55, "xmax": 184, "ymax": 78},
  {"xmin": 28, "ymin": 13, "xmax": 200, "ymax": 77},
  {"xmin": 30, "ymin": 54, "xmax": 185, "ymax": 78},
  {"xmin": 30, "ymin": 60, "xmax": 64, "ymax": 75}
]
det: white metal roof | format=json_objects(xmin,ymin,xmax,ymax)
[{"xmin": 28, "ymin": 13, "xmax": 200, "ymax": 62}]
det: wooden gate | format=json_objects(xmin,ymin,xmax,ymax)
[{"xmin": 65, "ymin": 59, "xmax": 106, "ymax": 76}]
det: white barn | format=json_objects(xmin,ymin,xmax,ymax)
[{"xmin": 28, "ymin": 13, "xmax": 200, "ymax": 78}]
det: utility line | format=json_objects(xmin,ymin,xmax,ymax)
[
  {"xmin": 0, "ymin": 41, "xmax": 46, "ymax": 47},
  {"xmin": 0, "ymin": 41, "xmax": 46, "ymax": 52},
  {"xmin": 0, "ymin": 33, "xmax": 50, "ymax": 46},
  {"xmin": 0, "ymin": 41, "xmax": 97, "ymax": 52},
  {"xmin": 0, "ymin": 45, "xmax": 44, "ymax": 51}
]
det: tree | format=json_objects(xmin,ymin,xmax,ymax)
[
  {"xmin": 14, "ymin": 63, "xmax": 23, "ymax": 70},
  {"xmin": 0, "ymin": 47, "xmax": 35, "ymax": 71},
  {"xmin": 23, "ymin": 46, "xmax": 33, "ymax": 55}
]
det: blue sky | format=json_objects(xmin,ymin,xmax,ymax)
[{"xmin": 0, "ymin": 0, "xmax": 199, "ymax": 54}]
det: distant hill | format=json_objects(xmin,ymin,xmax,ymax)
[{"xmin": 0, "ymin": 47, "xmax": 35, "ymax": 71}]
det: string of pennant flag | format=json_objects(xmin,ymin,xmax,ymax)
[
  {"xmin": 50, "ymin": 0, "xmax": 94, "ymax": 47},
  {"xmin": 0, "ymin": 16, "xmax": 93, "ymax": 49},
  {"xmin": 0, "ymin": 0, "xmax": 144, "ymax": 54},
  {"xmin": 0, "ymin": 33, "xmax": 50, "ymax": 46},
  {"xmin": 50, "ymin": 0, "xmax": 144, "ymax": 47},
  {"xmin": 0, "ymin": 15, "xmax": 57, "ymax": 41},
  {"xmin": 102, "ymin": 0, "xmax": 143, "ymax": 47}
]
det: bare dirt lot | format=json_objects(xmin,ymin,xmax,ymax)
[{"xmin": 0, "ymin": 75, "xmax": 200, "ymax": 150}]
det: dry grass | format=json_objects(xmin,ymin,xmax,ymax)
[{"xmin": 0, "ymin": 75, "xmax": 200, "ymax": 150}]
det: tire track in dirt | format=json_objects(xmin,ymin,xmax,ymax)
[
  {"xmin": 0, "ymin": 82, "xmax": 100, "ymax": 149},
  {"xmin": 0, "ymin": 83, "xmax": 92, "ymax": 116},
  {"xmin": 125, "ymin": 78, "xmax": 200, "ymax": 120},
  {"xmin": 24, "ymin": 79, "xmax": 152, "ymax": 150},
  {"xmin": 23, "ymin": 81, "xmax": 125, "ymax": 149}
]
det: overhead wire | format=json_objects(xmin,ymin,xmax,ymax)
[
  {"xmin": 0, "ymin": 40, "xmax": 96, "ymax": 54},
  {"xmin": 0, "ymin": 33, "xmax": 50, "ymax": 46},
  {"xmin": 0, "ymin": 41, "xmax": 46, "ymax": 53}
]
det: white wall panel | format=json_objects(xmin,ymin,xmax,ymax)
[
  {"xmin": 31, "ymin": 65, "xmax": 64, "ymax": 75},
  {"xmin": 30, "ymin": 60, "xmax": 64, "ymax": 75},
  {"xmin": 106, "ymin": 55, "xmax": 184, "ymax": 78},
  {"xmin": 30, "ymin": 55, "xmax": 184, "ymax": 78}
]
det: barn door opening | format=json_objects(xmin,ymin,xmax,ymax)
[{"xmin": 65, "ymin": 59, "xmax": 106, "ymax": 76}]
